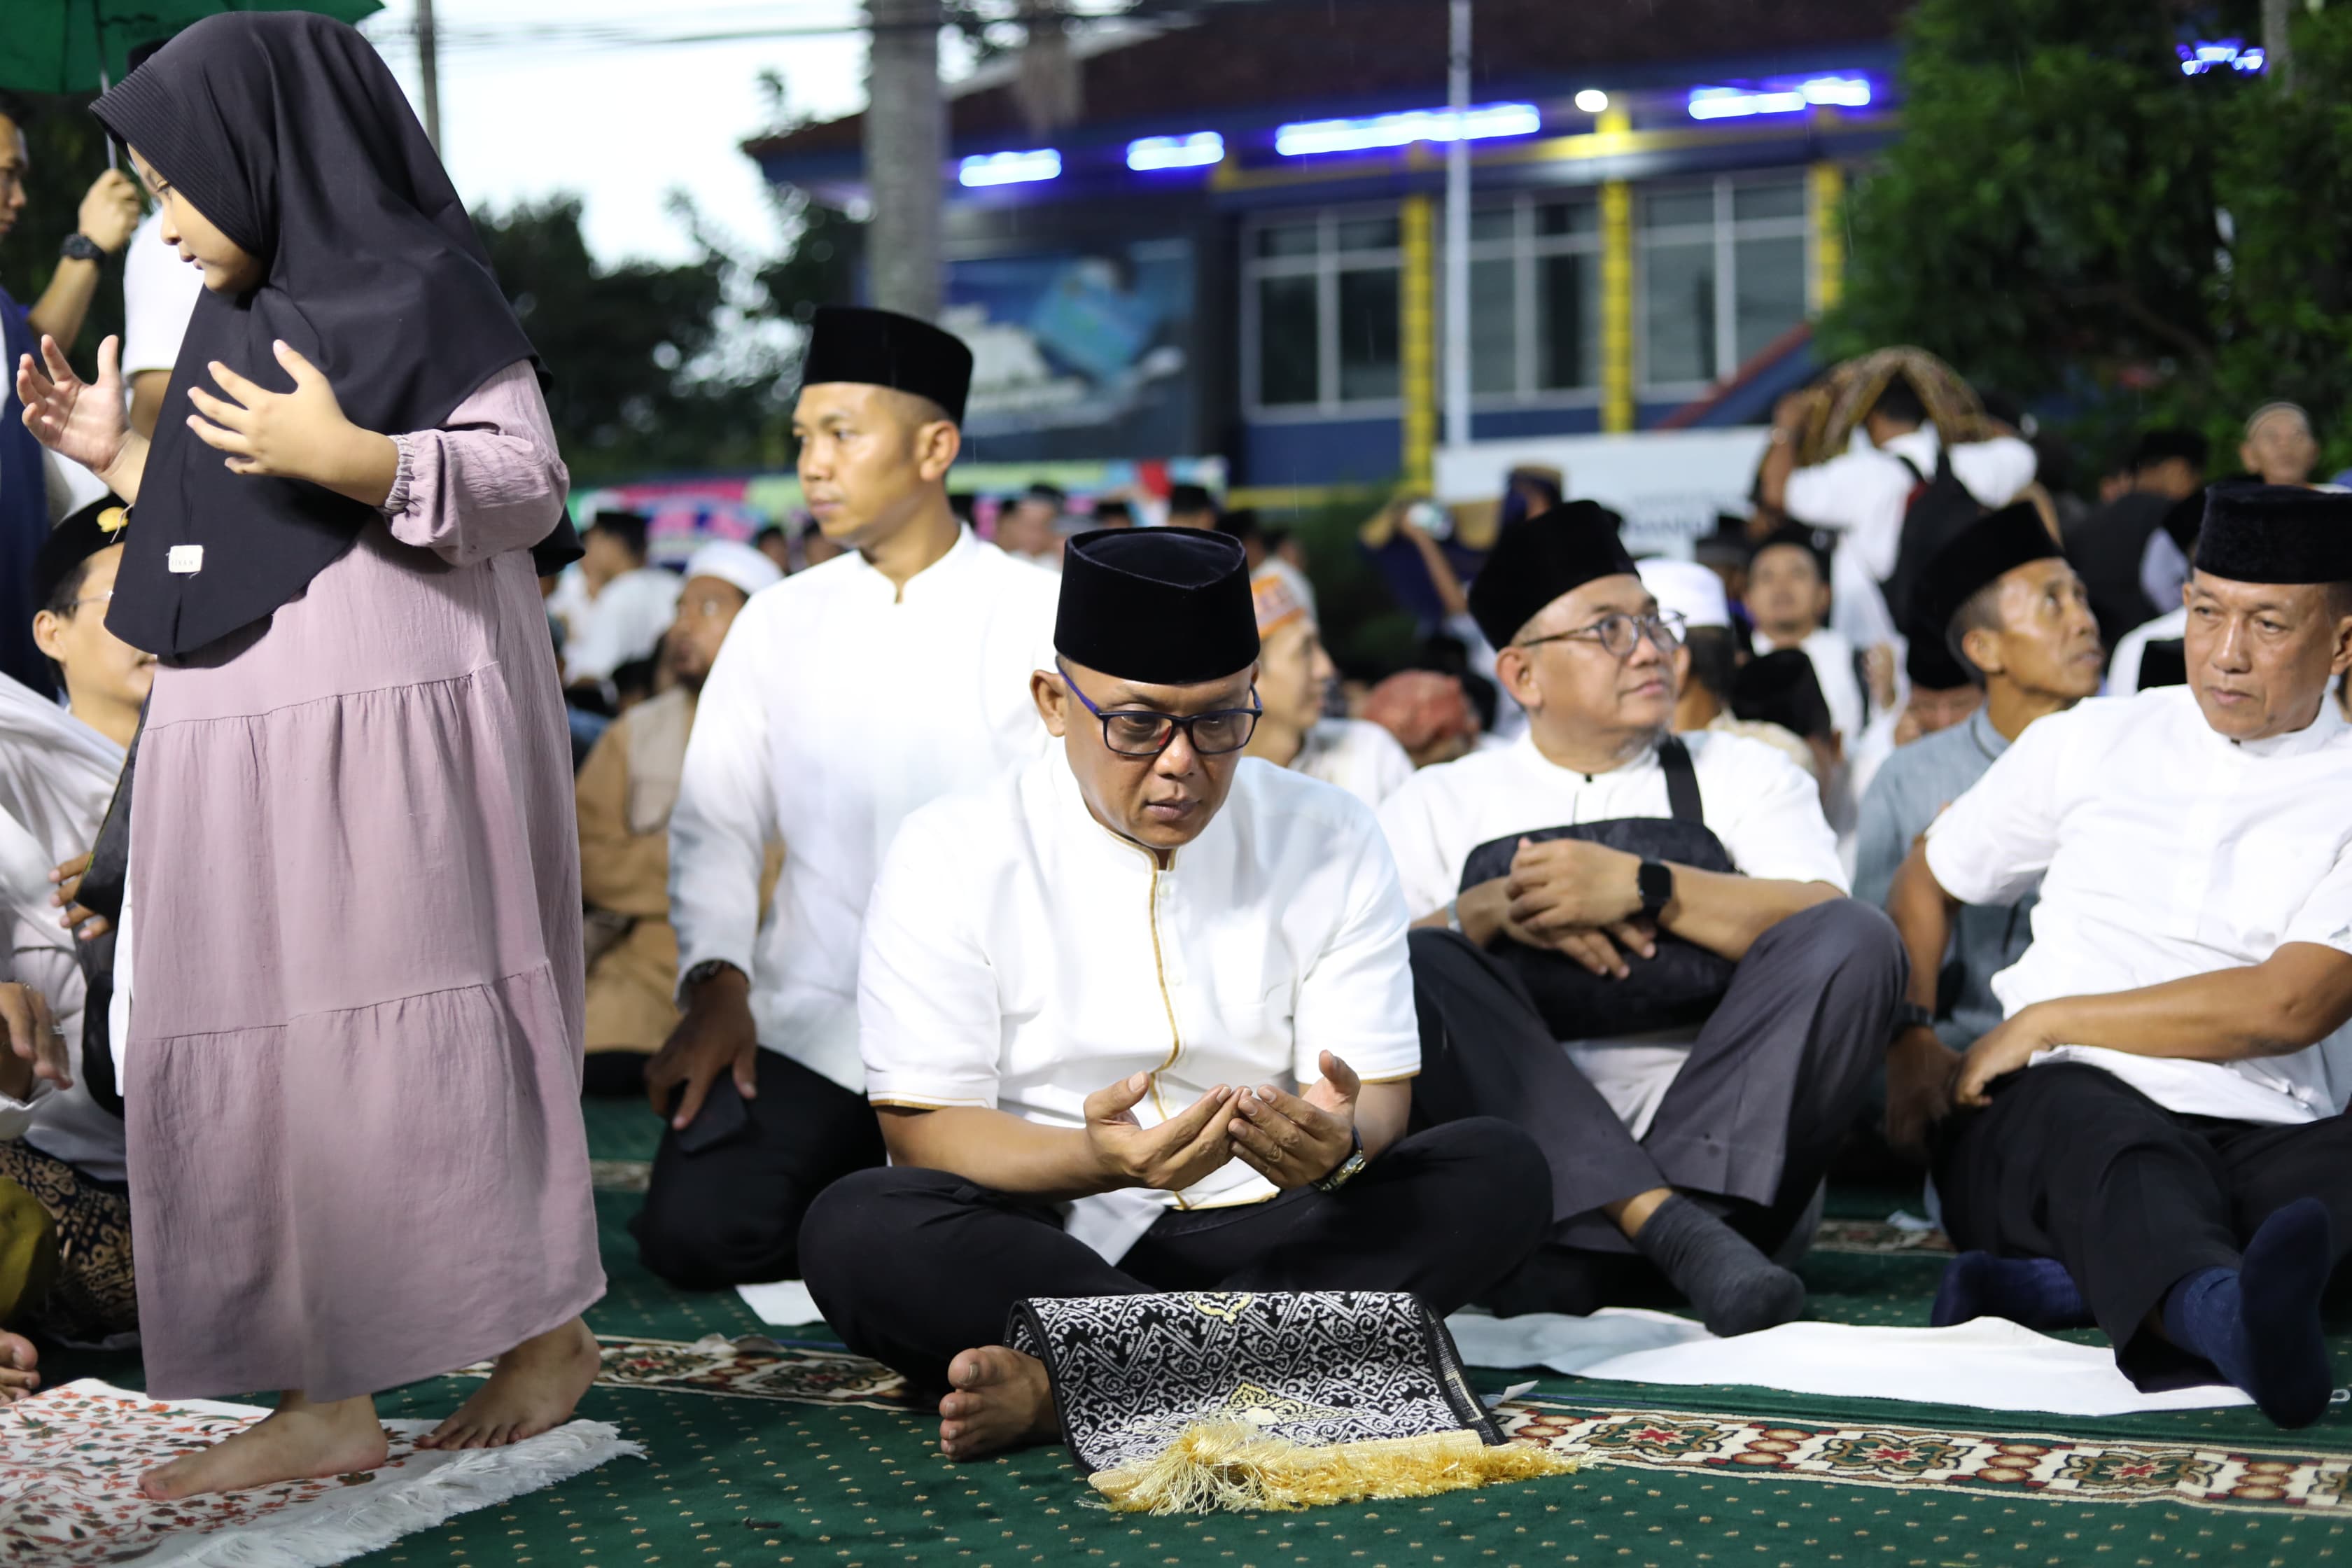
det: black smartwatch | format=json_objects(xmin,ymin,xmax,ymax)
[
  {"xmin": 59, "ymin": 232, "xmax": 104, "ymax": 264},
  {"xmin": 1636, "ymin": 859, "xmax": 1674, "ymax": 919},
  {"xmin": 1893, "ymin": 1001, "xmax": 1936, "ymax": 1037}
]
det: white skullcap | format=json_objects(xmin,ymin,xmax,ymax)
[
  {"xmin": 1638, "ymin": 558, "xmax": 1730, "ymax": 631},
  {"xmin": 684, "ymin": 540, "xmax": 783, "ymax": 600}
]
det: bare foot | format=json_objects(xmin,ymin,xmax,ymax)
[
  {"xmin": 937, "ymin": 1345, "xmax": 1058, "ymax": 1461},
  {"xmin": 421, "ymin": 1316, "xmax": 599, "ymax": 1450},
  {"xmin": 0, "ymin": 1331, "xmax": 37, "ymax": 1402},
  {"xmin": 141, "ymin": 1392, "xmax": 387, "ymax": 1499}
]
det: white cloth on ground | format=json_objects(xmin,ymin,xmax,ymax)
[
  {"xmin": 1926, "ymin": 685, "xmax": 2352, "ymax": 1123},
  {"xmin": 860, "ymin": 753, "xmax": 1420, "ymax": 1262},
  {"xmin": 737, "ymin": 1279, "xmax": 826, "ymax": 1326},
  {"xmin": 670, "ymin": 528, "xmax": 1059, "ymax": 1093},
  {"xmin": 1443, "ymin": 1308, "xmax": 2253, "ymax": 1416}
]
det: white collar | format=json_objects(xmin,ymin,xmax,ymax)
[
  {"xmin": 838, "ymin": 524, "xmax": 979, "ymax": 603},
  {"xmin": 2223, "ymin": 688, "xmax": 2348, "ymax": 761}
]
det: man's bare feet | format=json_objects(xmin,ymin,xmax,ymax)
[
  {"xmin": 141, "ymin": 1392, "xmax": 388, "ymax": 1500},
  {"xmin": 937, "ymin": 1345, "xmax": 1058, "ymax": 1461},
  {"xmin": 0, "ymin": 1331, "xmax": 38, "ymax": 1402},
  {"xmin": 421, "ymin": 1316, "xmax": 599, "ymax": 1450}
]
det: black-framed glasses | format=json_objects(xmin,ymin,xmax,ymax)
[
  {"xmin": 1057, "ymin": 659, "xmax": 1261, "ymax": 757},
  {"xmin": 1517, "ymin": 610, "xmax": 1686, "ymax": 659}
]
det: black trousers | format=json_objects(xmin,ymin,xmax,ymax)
[
  {"xmin": 1934, "ymin": 1062, "xmax": 2352, "ymax": 1385},
  {"xmin": 631, "ymin": 1049, "xmax": 887, "ymax": 1289},
  {"xmin": 797, "ymin": 1117, "xmax": 1551, "ymax": 1392},
  {"xmin": 1408, "ymin": 899, "xmax": 1904, "ymax": 1308}
]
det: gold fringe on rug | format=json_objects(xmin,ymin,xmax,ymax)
[{"xmin": 1088, "ymin": 1422, "xmax": 1581, "ymax": 1514}]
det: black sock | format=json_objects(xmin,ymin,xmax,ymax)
[
  {"xmin": 2160, "ymin": 1197, "xmax": 2334, "ymax": 1429},
  {"xmin": 1931, "ymin": 1253, "xmax": 2092, "ymax": 1330},
  {"xmin": 1631, "ymin": 1194, "xmax": 1805, "ymax": 1337}
]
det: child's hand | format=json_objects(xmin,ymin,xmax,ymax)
[{"xmin": 187, "ymin": 340, "xmax": 397, "ymax": 504}]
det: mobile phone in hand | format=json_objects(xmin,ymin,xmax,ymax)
[{"xmin": 673, "ymin": 1073, "xmax": 752, "ymax": 1155}]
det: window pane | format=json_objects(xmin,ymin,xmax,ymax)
[
  {"xmin": 1642, "ymin": 188, "xmax": 1714, "ymax": 231},
  {"xmin": 1470, "ymin": 256, "xmax": 1517, "ymax": 395},
  {"xmin": 1734, "ymin": 234, "xmax": 1807, "ymax": 365},
  {"xmin": 1536, "ymin": 200, "xmax": 1597, "ymax": 237},
  {"xmin": 1643, "ymin": 241, "xmax": 1716, "ymax": 384},
  {"xmin": 1470, "ymin": 206, "xmax": 1516, "ymax": 242},
  {"xmin": 1257, "ymin": 274, "xmax": 1320, "ymax": 405},
  {"xmin": 1536, "ymin": 253, "xmax": 1597, "ymax": 389},
  {"xmin": 1256, "ymin": 223, "xmax": 1319, "ymax": 259},
  {"xmin": 1732, "ymin": 179, "xmax": 1805, "ymax": 222},
  {"xmin": 1336, "ymin": 266, "xmax": 1400, "ymax": 401},
  {"xmin": 1335, "ymin": 216, "xmax": 1401, "ymax": 253}
]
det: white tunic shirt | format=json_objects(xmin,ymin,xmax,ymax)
[
  {"xmin": 860, "ymin": 754, "xmax": 1420, "ymax": 1259},
  {"xmin": 1294, "ymin": 717, "xmax": 1415, "ymax": 808},
  {"xmin": 1926, "ymin": 687, "xmax": 2352, "ymax": 1124},
  {"xmin": 1784, "ymin": 427, "xmax": 2038, "ymax": 653},
  {"xmin": 670, "ymin": 528, "xmax": 1060, "ymax": 1091},
  {"xmin": 1378, "ymin": 729, "xmax": 1847, "ymax": 1135},
  {"xmin": 550, "ymin": 564, "xmax": 682, "ymax": 684}
]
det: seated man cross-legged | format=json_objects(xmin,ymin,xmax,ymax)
[
  {"xmin": 1891, "ymin": 484, "xmax": 2352, "ymax": 1428},
  {"xmin": 1382, "ymin": 503, "xmax": 1907, "ymax": 1335},
  {"xmin": 799, "ymin": 528, "xmax": 1550, "ymax": 1460}
]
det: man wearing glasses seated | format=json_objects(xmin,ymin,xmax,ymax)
[
  {"xmin": 1380, "ymin": 503, "xmax": 1904, "ymax": 1336},
  {"xmin": 798, "ymin": 528, "xmax": 1550, "ymax": 1461}
]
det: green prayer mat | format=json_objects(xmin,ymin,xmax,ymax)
[{"xmin": 40, "ymin": 1099, "xmax": 2352, "ymax": 1566}]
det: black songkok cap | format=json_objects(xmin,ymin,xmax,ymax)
[
  {"xmin": 800, "ymin": 306, "xmax": 975, "ymax": 424},
  {"xmin": 1466, "ymin": 500, "xmax": 1637, "ymax": 649},
  {"xmin": 1903, "ymin": 617, "xmax": 1972, "ymax": 690},
  {"xmin": 1055, "ymin": 527, "xmax": 1258, "ymax": 685},
  {"xmin": 1911, "ymin": 501, "xmax": 2063, "ymax": 643},
  {"xmin": 1749, "ymin": 521, "xmax": 1833, "ymax": 579},
  {"xmin": 34, "ymin": 495, "xmax": 130, "ymax": 612},
  {"xmin": 2193, "ymin": 484, "xmax": 2352, "ymax": 584},
  {"xmin": 1732, "ymin": 648, "xmax": 1833, "ymax": 743}
]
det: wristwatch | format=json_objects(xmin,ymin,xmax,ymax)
[
  {"xmin": 1893, "ymin": 1001, "xmax": 1936, "ymax": 1037},
  {"xmin": 680, "ymin": 958, "xmax": 743, "ymax": 995},
  {"xmin": 1636, "ymin": 859, "xmax": 1674, "ymax": 919},
  {"xmin": 1444, "ymin": 897, "xmax": 1464, "ymax": 936},
  {"xmin": 1312, "ymin": 1127, "xmax": 1368, "ymax": 1194},
  {"xmin": 59, "ymin": 232, "xmax": 104, "ymax": 264}
]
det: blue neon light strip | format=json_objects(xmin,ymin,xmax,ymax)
[
  {"xmin": 958, "ymin": 148, "xmax": 1062, "ymax": 187},
  {"xmin": 1127, "ymin": 132, "xmax": 1225, "ymax": 170},
  {"xmin": 1686, "ymin": 75, "xmax": 1872, "ymax": 121},
  {"xmin": 1274, "ymin": 102, "xmax": 1541, "ymax": 158}
]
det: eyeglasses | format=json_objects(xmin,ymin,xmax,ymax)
[
  {"xmin": 1057, "ymin": 659, "xmax": 1261, "ymax": 757},
  {"xmin": 1517, "ymin": 610, "xmax": 1686, "ymax": 659},
  {"xmin": 69, "ymin": 591, "xmax": 113, "ymax": 612}
]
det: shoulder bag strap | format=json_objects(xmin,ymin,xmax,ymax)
[{"xmin": 1658, "ymin": 734, "xmax": 1704, "ymax": 825}]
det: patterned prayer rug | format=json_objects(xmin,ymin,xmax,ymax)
[
  {"xmin": 1498, "ymin": 1396, "xmax": 2352, "ymax": 1515},
  {"xmin": 0, "ymin": 1380, "xmax": 640, "ymax": 1567},
  {"xmin": 1807, "ymin": 1217, "xmax": 1955, "ymax": 1255},
  {"xmin": 454, "ymin": 1333, "xmax": 921, "ymax": 1411},
  {"xmin": 587, "ymin": 1158, "xmax": 652, "ymax": 1192}
]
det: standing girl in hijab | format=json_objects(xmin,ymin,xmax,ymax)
[{"xmin": 15, "ymin": 13, "xmax": 603, "ymax": 1497}]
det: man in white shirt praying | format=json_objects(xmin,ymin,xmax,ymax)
[
  {"xmin": 634, "ymin": 307, "xmax": 1060, "ymax": 1289},
  {"xmin": 799, "ymin": 528, "xmax": 1549, "ymax": 1461},
  {"xmin": 1892, "ymin": 484, "xmax": 2352, "ymax": 1428},
  {"xmin": 1381, "ymin": 503, "xmax": 1905, "ymax": 1337}
]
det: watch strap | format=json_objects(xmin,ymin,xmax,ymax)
[
  {"xmin": 1637, "ymin": 858, "xmax": 1674, "ymax": 918},
  {"xmin": 1312, "ymin": 1126, "xmax": 1367, "ymax": 1193},
  {"xmin": 59, "ymin": 232, "xmax": 104, "ymax": 263},
  {"xmin": 1893, "ymin": 1001, "xmax": 1935, "ymax": 1036}
]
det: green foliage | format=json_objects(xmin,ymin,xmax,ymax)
[
  {"xmin": 1821, "ymin": 0, "xmax": 2352, "ymax": 477},
  {"xmin": 0, "ymin": 92, "xmax": 127, "ymax": 361}
]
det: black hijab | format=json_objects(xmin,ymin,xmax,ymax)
[{"xmin": 90, "ymin": 13, "xmax": 578, "ymax": 659}]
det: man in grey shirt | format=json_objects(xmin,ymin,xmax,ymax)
[{"xmin": 1852, "ymin": 503, "xmax": 2104, "ymax": 1151}]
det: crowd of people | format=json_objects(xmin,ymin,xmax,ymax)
[{"xmin": 0, "ymin": 10, "xmax": 2349, "ymax": 1510}]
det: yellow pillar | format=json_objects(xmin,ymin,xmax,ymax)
[
  {"xmin": 1809, "ymin": 161, "xmax": 1846, "ymax": 313},
  {"xmin": 1597, "ymin": 107, "xmax": 1635, "ymax": 434},
  {"xmin": 1399, "ymin": 193, "xmax": 1437, "ymax": 489}
]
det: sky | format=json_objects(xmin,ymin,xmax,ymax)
[{"xmin": 360, "ymin": 1, "xmax": 882, "ymax": 268}]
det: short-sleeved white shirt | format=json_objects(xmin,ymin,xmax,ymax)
[
  {"xmin": 122, "ymin": 209, "xmax": 204, "ymax": 377},
  {"xmin": 860, "ymin": 753, "xmax": 1420, "ymax": 1259},
  {"xmin": 1926, "ymin": 686, "xmax": 2352, "ymax": 1122}
]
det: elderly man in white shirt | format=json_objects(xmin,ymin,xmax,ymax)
[
  {"xmin": 799, "ymin": 528, "xmax": 1548, "ymax": 1461},
  {"xmin": 1240, "ymin": 566, "xmax": 1413, "ymax": 807},
  {"xmin": 1382, "ymin": 503, "xmax": 1905, "ymax": 1337},
  {"xmin": 1762, "ymin": 374, "xmax": 2038, "ymax": 659},
  {"xmin": 634, "ymin": 307, "xmax": 1061, "ymax": 1289},
  {"xmin": 1890, "ymin": 486, "xmax": 2352, "ymax": 1429}
]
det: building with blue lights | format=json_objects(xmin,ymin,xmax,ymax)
[{"xmin": 746, "ymin": 0, "xmax": 1908, "ymax": 495}]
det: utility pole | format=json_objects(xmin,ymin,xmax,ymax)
[
  {"xmin": 1441, "ymin": 0, "xmax": 1471, "ymax": 452},
  {"xmin": 415, "ymin": 0, "xmax": 442, "ymax": 149},
  {"xmin": 2262, "ymin": 0, "xmax": 2294, "ymax": 92},
  {"xmin": 865, "ymin": 0, "xmax": 945, "ymax": 320}
]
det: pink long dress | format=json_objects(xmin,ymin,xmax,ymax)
[{"xmin": 124, "ymin": 360, "xmax": 604, "ymax": 1401}]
